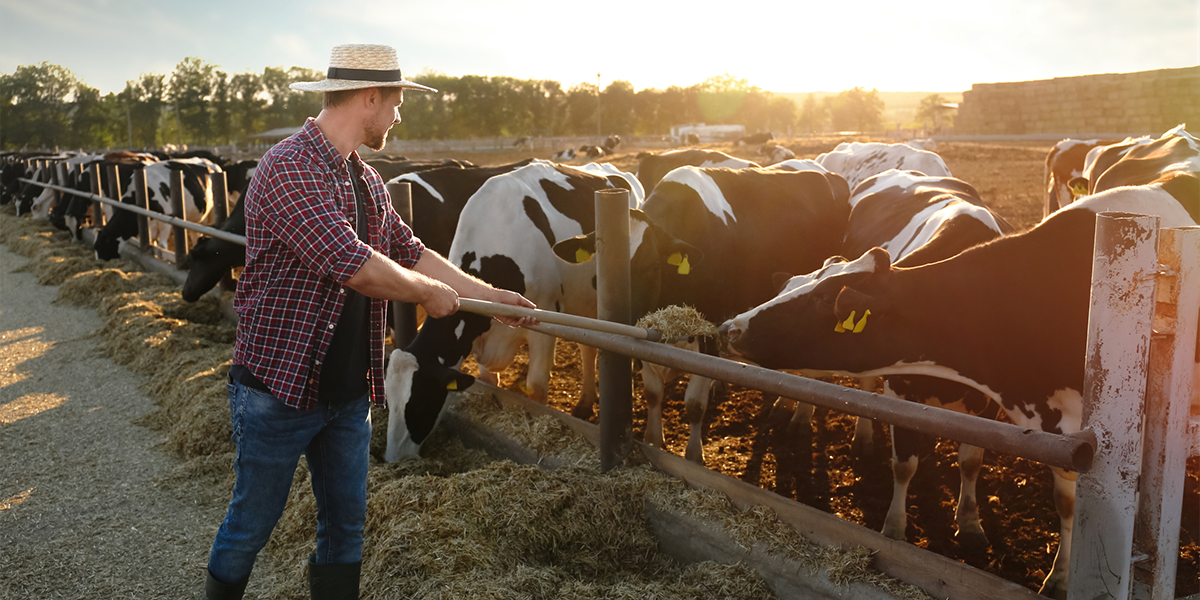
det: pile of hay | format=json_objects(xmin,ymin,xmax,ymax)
[{"xmin": 636, "ymin": 305, "xmax": 718, "ymax": 342}]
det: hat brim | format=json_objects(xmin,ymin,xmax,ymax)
[{"xmin": 290, "ymin": 79, "xmax": 437, "ymax": 93}]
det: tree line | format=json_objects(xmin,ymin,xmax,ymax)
[{"xmin": 0, "ymin": 57, "xmax": 943, "ymax": 151}]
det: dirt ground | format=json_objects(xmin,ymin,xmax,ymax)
[{"xmin": 1, "ymin": 136, "xmax": 1196, "ymax": 598}]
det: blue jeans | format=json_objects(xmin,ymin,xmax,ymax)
[{"xmin": 207, "ymin": 379, "xmax": 372, "ymax": 584}]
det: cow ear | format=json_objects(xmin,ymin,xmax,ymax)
[
  {"xmin": 1066, "ymin": 176, "xmax": 1090, "ymax": 197},
  {"xmin": 443, "ymin": 369, "xmax": 475, "ymax": 392},
  {"xmin": 834, "ymin": 287, "xmax": 889, "ymax": 333},
  {"xmin": 553, "ymin": 232, "xmax": 597, "ymax": 264}
]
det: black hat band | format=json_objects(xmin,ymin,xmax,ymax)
[{"xmin": 327, "ymin": 67, "xmax": 404, "ymax": 82}]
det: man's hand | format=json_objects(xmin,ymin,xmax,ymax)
[
  {"xmin": 483, "ymin": 288, "xmax": 538, "ymax": 327},
  {"xmin": 420, "ymin": 279, "xmax": 460, "ymax": 319}
]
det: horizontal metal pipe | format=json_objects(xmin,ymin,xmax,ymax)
[
  {"xmin": 458, "ymin": 298, "xmax": 662, "ymax": 342},
  {"xmin": 18, "ymin": 178, "xmax": 246, "ymax": 246},
  {"xmin": 526, "ymin": 320, "xmax": 1096, "ymax": 473}
]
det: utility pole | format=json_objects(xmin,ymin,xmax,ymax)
[
  {"xmin": 596, "ymin": 72, "xmax": 601, "ymax": 139},
  {"xmin": 126, "ymin": 102, "xmax": 134, "ymax": 148}
]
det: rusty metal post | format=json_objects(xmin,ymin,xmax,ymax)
[
  {"xmin": 1068, "ymin": 212, "xmax": 1160, "ymax": 600},
  {"xmin": 105, "ymin": 163, "xmax": 123, "ymax": 214},
  {"xmin": 596, "ymin": 188, "xmax": 632, "ymax": 472},
  {"xmin": 134, "ymin": 169, "xmax": 150, "ymax": 251},
  {"xmin": 1132, "ymin": 226, "xmax": 1200, "ymax": 600},
  {"xmin": 88, "ymin": 163, "xmax": 105, "ymax": 229},
  {"xmin": 54, "ymin": 161, "xmax": 68, "ymax": 218},
  {"xmin": 211, "ymin": 172, "xmax": 228, "ymax": 227},
  {"xmin": 169, "ymin": 168, "xmax": 187, "ymax": 267},
  {"xmin": 386, "ymin": 181, "xmax": 418, "ymax": 348}
]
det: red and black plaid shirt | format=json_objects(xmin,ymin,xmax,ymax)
[{"xmin": 233, "ymin": 119, "xmax": 424, "ymax": 410}]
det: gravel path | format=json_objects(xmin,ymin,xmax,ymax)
[{"xmin": 0, "ymin": 240, "xmax": 223, "ymax": 600}]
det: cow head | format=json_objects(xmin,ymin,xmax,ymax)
[
  {"xmin": 719, "ymin": 247, "xmax": 894, "ymax": 369},
  {"xmin": 552, "ymin": 208, "xmax": 704, "ymax": 320},
  {"xmin": 383, "ymin": 339, "xmax": 478, "ymax": 462}
]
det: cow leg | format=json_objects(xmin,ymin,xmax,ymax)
[
  {"xmin": 521, "ymin": 331, "xmax": 555, "ymax": 404},
  {"xmin": 638, "ymin": 362, "xmax": 672, "ymax": 449},
  {"xmin": 785, "ymin": 399, "xmax": 815, "ymax": 434},
  {"xmin": 882, "ymin": 424, "xmax": 931, "ymax": 540},
  {"xmin": 850, "ymin": 376, "xmax": 879, "ymax": 457},
  {"xmin": 569, "ymin": 343, "xmax": 597, "ymax": 419},
  {"xmin": 1038, "ymin": 467, "xmax": 1077, "ymax": 600},
  {"xmin": 683, "ymin": 375, "xmax": 715, "ymax": 463},
  {"xmin": 953, "ymin": 442, "xmax": 988, "ymax": 550}
]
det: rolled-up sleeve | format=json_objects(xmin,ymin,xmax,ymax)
[{"xmin": 254, "ymin": 155, "xmax": 372, "ymax": 283}]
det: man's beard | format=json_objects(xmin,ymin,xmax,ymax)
[{"xmin": 364, "ymin": 124, "xmax": 388, "ymax": 151}]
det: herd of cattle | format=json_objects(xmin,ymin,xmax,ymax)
[{"xmin": 3, "ymin": 125, "xmax": 1198, "ymax": 598}]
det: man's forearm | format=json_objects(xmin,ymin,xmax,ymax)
[{"xmin": 344, "ymin": 250, "xmax": 445, "ymax": 304}]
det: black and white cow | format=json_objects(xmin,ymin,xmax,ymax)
[
  {"xmin": 635, "ymin": 148, "xmax": 760, "ymax": 193},
  {"xmin": 756, "ymin": 169, "xmax": 1015, "ymax": 548},
  {"xmin": 1043, "ymin": 138, "xmax": 1114, "ymax": 217},
  {"xmin": 94, "ymin": 157, "xmax": 222, "ymax": 260},
  {"xmin": 815, "ymin": 141, "xmax": 952, "ymax": 192},
  {"xmin": 552, "ymin": 148, "xmax": 576, "ymax": 161},
  {"xmin": 737, "ymin": 131, "xmax": 774, "ymax": 146},
  {"xmin": 759, "ymin": 143, "xmax": 795, "ymax": 165},
  {"xmin": 603, "ymin": 134, "xmax": 622, "ymax": 153},
  {"xmin": 1068, "ymin": 125, "xmax": 1199, "ymax": 197},
  {"xmin": 554, "ymin": 166, "xmax": 851, "ymax": 461},
  {"xmin": 177, "ymin": 160, "xmax": 259, "ymax": 302},
  {"xmin": 57, "ymin": 152, "xmax": 161, "ymax": 240},
  {"xmin": 382, "ymin": 161, "xmax": 640, "ymax": 461},
  {"xmin": 366, "ymin": 157, "xmax": 474, "ymax": 182},
  {"xmin": 578, "ymin": 145, "xmax": 607, "ymax": 159},
  {"xmin": 719, "ymin": 172, "xmax": 1200, "ymax": 598}
]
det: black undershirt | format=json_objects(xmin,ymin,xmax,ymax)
[{"xmin": 316, "ymin": 160, "xmax": 372, "ymax": 405}]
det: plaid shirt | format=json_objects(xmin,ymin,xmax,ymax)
[{"xmin": 232, "ymin": 119, "xmax": 424, "ymax": 410}]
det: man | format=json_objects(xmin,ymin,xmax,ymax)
[{"xmin": 204, "ymin": 44, "xmax": 535, "ymax": 600}]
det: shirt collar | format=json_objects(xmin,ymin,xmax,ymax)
[{"xmin": 297, "ymin": 117, "xmax": 364, "ymax": 175}]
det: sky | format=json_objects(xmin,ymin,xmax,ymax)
[{"xmin": 1, "ymin": 0, "xmax": 1197, "ymax": 96}]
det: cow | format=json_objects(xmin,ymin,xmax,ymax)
[
  {"xmin": 815, "ymin": 141, "xmax": 952, "ymax": 192},
  {"xmin": 682, "ymin": 132, "xmax": 701, "ymax": 146},
  {"xmin": 176, "ymin": 160, "xmax": 259, "ymax": 302},
  {"xmin": 737, "ymin": 131, "xmax": 774, "ymax": 146},
  {"xmin": 905, "ymin": 138, "xmax": 937, "ymax": 152},
  {"xmin": 718, "ymin": 172, "xmax": 1200, "ymax": 598},
  {"xmin": 553, "ymin": 166, "xmax": 851, "ymax": 461},
  {"xmin": 93, "ymin": 157, "xmax": 222, "ymax": 260},
  {"xmin": 552, "ymin": 148, "xmax": 576, "ymax": 161},
  {"xmin": 635, "ymin": 148, "xmax": 760, "ymax": 193},
  {"xmin": 759, "ymin": 144, "xmax": 795, "ymax": 166},
  {"xmin": 603, "ymin": 134, "xmax": 622, "ymax": 153},
  {"xmin": 1068, "ymin": 125, "xmax": 1199, "ymax": 197},
  {"xmin": 55, "ymin": 152, "xmax": 164, "ymax": 239},
  {"xmin": 512, "ymin": 136, "xmax": 532, "ymax": 150},
  {"xmin": 1043, "ymin": 138, "xmax": 1115, "ymax": 217},
  {"xmin": 1, "ymin": 152, "xmax": 58, "ymax": 205},
  {"xmin": 382, "ymin": 161, "xmax": 640, "ymax": 461},
  {"xmin": 366, "ymin": 157, "xmax": 474, "ymax": 182},
  {"xmin": 578, "ymin": 145, "xmax": 607, "ymax": 159}
]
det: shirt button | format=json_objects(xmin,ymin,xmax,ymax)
[
  {"xmin": 344, "ymin": 180, "xmax": 352, "ymax": 186},
  {"xmin": 339, "ymin": 288, "xmax": 345, "ymax": 294},
  {"xmin": 309, "ymin": 379, "xmax": 315, "ymax": 384},
  {"xmin": 327, "ymin": 323, "xmax": 335, "ymax": 329}
]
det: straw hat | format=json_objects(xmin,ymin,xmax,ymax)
[{"xmin": 290, "ymin": 43, "xmax": 437, "ymax": 93}]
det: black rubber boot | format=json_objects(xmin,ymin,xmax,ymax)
[
  {"xmin": 308, "ymin": 554, "xmax": 362, "ymax": 600},
  {"xmin": 205, "ymin": 569, "xmax": 249, "ymax": 600}
]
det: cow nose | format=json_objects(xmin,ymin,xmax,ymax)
[{"xmin": 718, "ymin": 321, "xmax": 740, "ymax": 343}]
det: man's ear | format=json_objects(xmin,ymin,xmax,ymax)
[{"xmin": 553, "ymin": 232, "xmax": 597, "ymax": 263}]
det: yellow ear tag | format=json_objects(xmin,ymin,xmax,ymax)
[
  {"xmin": 575, "ymin": 248, "xmax": 592, "ymax": 263},
  {"xmin": 1071, "ymin": 183, "xmax": 1088, "ymax": 196},
  {"xmin": 519, "ymin": 381, "xmax": 532, "ymax": 395},
  {"xmin": 839, "ymin": 311, "xmax": 857, "ymax": 333},
  {"xmin": 446, "ymin": 380, "xmax": 458, "ymax": 391},
  {"xmin": 833, "ymin": 319, "xmax": 846, "ymax": 333},
  {"xmin": 667, "ymin": 252, "xmax": 691, "ymax": 275},
  {"xmin": 852, "ymin": 309, "xmax": 871, "ymax": 333}
]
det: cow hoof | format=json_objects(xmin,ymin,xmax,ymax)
[
  {"xmin": 570, "ymin": 401, "xmax": 595, "ymax": 421},
  {"xmin": 953, "ymin": 529, "xmax": 989, "ymax": 554},
  {"xmin": 1037, "ymin": 574, "xmax": 1068, "ymax": 600}
]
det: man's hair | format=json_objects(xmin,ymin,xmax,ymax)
[{"xmin": 323, "ymin": 86, "xmax": 402, "ymax": 109}]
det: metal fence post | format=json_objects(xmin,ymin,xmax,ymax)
[
  {"xmin": 596, "ymin": 188, "xmax": 632, "ymax": 472},
  {"xmin": 169, "ymin": 168, "xmax": 187, "ymax": 267},
  {"xmin": 105, "ymin": 164, "xmax": 123, "ymax": 216},
  {"xmin": 1068, "ymin": 212, "xmax": 1161, "ymax": 600},
  {"xmin": 1132, "ymin": 225, "xmax": 1200, "ymax": 600},
  {"xmin": 54, "ymin": 161, "xmax": 68, "ymax": 217},
  {"xmin": 134, "ymin": 169, "xmax": 150, "ymax": 251},
  {"xmin": 386, "ymin": 181, "xmax": 419, "ymax": 348}
]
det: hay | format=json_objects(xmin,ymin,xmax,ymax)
[
  {"xmin": 636, "ymin": 305, "xmax": 718, "ymax": 342},
  {"xmin": 455, "ymin": 391, "xmax": 598, "ymax": 466}
]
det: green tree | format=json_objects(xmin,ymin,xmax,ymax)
[
  {"xmin": 564, "ymin": 82, "xmax": 599, "ymax": 136},
  {"xmin": 0, "ymin": 62, "xmax": 79, "ymax": 149},
  {"xmin": 123, "ymin": 73, "xmax": 166, "ymax": 148},
  {"xmin": 229, "ymin": 71, "xmax": 264, "ymax": 142},
  {"xmin": 828, "ymin": 87, "xmax": 885, "ymax": 132},
  {"xmin": 169, "ymin": 57, "xmax": 216, "ymax": 145},
  {"xmin": 286, "ymin": 67, "xmax": 323, "ymax": 124},
  {"xmin": 915, "ymin": 93, "xmax": 954, "ymax": 130},
  {"xmin": 600, "ymin": 80, "xmax": 636, "ymax": 136},
  {"xmin": 67, "ymin": 84, "xmax": 116, "ymax": 149},
  {"xmin": 797, "ymin": 93, "xmax": 827, "ymax": 133},
  {"xmin": 211, "ymin": 71, "xmax": 233, "ymax": 145},
  {"xmin": 697, "ymin": 74, "xmax": 754, "ymax": 123}
]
